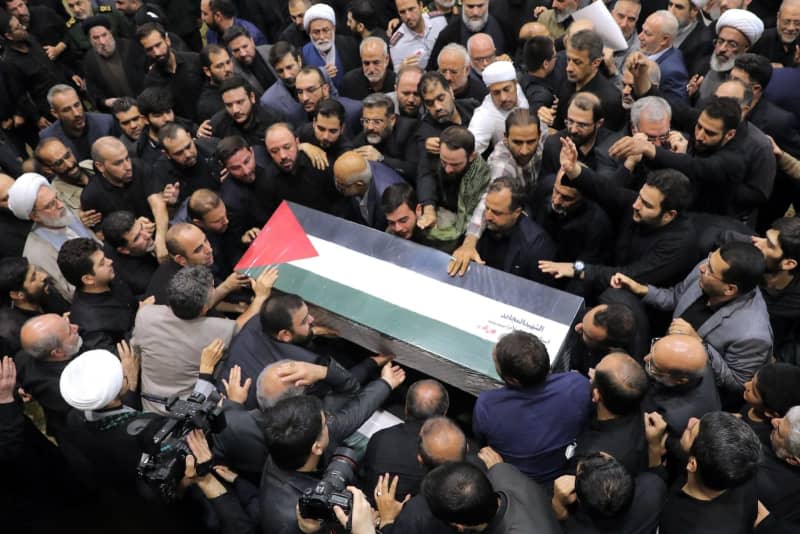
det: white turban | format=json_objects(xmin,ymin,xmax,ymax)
[
  {"xmin": 716, "ymin": 8, "xmax": 764, "ymax": 46},
  {"xmin": 59, "ymin": 350, "xmax": 123, "ymax": 411},
  {"xmin": 691, "ymin": 0, "xmax": 708, "ymax": 9},
  {"xmin": 7, "ymin": 173, "xmax": 49, "ymax": 220},
  {"xmin": 482, "ymin": 61, "xmax": 516, "ymax": 87},
  {"xmin": 303, "ymin": 3, "xmax": 336, "ymax": 32}
]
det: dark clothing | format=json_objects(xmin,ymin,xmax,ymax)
[
  {"xmin": 103, "ymin": 244, "xmax": 159, "ymax": 299},
  {"xmin": 39, "ymin": 112, "xmax": 116, "ymax": 162},
  {"xmin": 757, "ymin": 447, "xmax": 800, "ymax": 512},
  {"xmin": 340, "ymin": 68, "xmax": 396, "ymax": 101},
  {"xmin": 278, "ymin": 22, "xmax": 309, "ymax": 49},
  {"xmin": 555, "ymin": 72, "xmax": 625, "ymax": 132},
  {"xmin": 144, "ymin": 259, "xmax": 182, "ymax": 304},
  {"xmin": 0, "ymin": 209, "xmax": 32, "ymax": 259},
  {"xmin": 572, "ymin": 410, "xmax": 648, "ymax": 476},
  {"xmin": 519, "ymin": 72, "xmax": 555, "ymax": 114},
  {"xmin": 360, "ymin": 419, "xmax": 427, "ymax": 502},
  {"xmin": 763, "ymin": 274, "xmax": 800, "ymax": 361},
  {"xmin": 415, "ymin": 99, "xmax": 480, "ymax": 205},
  {"xmin": 258, "ymin": 152, "xmax": 342, "ymax": 215},
  {"xmin": 209, "ymin": 104, "xmax": 282, "ymax": 146},
  {"xmin": 14, "ymin": 352, "xmax": 72, "ymax": 438},
  {"xmin": 680, "ymin": 295, "xmax": 718, "ymax": 333},
  {"xmin": 69, "ymin": 281, "xmax": 138, "ymax": 352},
  {"xmin": 428, "ymin": 16, "xmax": 507, "ymax": 71},
  {"xmin": 725, "ymin": 121, "xmax": 776, "ymax": 223},
  {"xmin": 382, "ymin": 494, "xmax": 455, "ymax": 534},
  {"xmin": 152, "ymin": 141, "xmax": 221, "ymax": 203},
  {"xmin": 196, "ymin": 80, "xmax": 224, "ymax": 122},
  {"xmin": 0, "ymin": 307, "xmax": 38, "ymax": 356},
  {"xmin": 25, "ymin": 5, "xmax": 67, "ymax": 49},
  {"xmin": 259, "ymin": 460, "xmax": 321, "ymax": 534},
  {"xmin": 143, "ymin": 51, "xmax": 205, "ymax": 121},
  {"xmin": 564, "ymin": 472, "xmax": 666, "ymax": 534},
  {"xmin": 752, "ymin": 28, "xmax": 797, "ymax": 68},
  {"xmin": 476, "ymin": 212, "xmax": 556, "ymax": 285},
  {"xmin": 297, "ymin": 122, "xmax": 355, "ymax": 163},
  {"xmin": 533, "ymin": 193, "xmax": 613, "ymax": 265},
  {"xmin": 484, "ymin": 462, "xmax": 562, "ymax": 534},
  {"xmin": 562, "ymin": 167, "xmax": 698, "ymax": 295},
  {"xmin": 541, "ymin": 128, "xmax": 620, "ymax": 177},
  {"xmin": 351, "ymin": 116, "xmax": 420, "ymax": 178},
  {"xmin": 1, "ymin": 36, "xmax": 70, "ymax": 120},
  {"xmin": 677, "ymin": 19, "xmax": 713, "ymax": 77},
  {"xmin": 239, "ymin": 46, "xmax": 277, "ymax": 95},
  {"xmin": 659, "ymin": 478, "xmax": 758, "ymax": 534},
  {"xmin": 80, "ymin": 161, "xmax": 157, "ymax": 220},
  {"xmin": 219, "ymin": 167, "xmax": 274, "ymax": 238},
  {"xmin": 454, "ymin": 75, "xmax": 489, "ymax": 102},
  {"xmin": 83, "ymin": 38, "xmax": 146, "ymax": 111}
]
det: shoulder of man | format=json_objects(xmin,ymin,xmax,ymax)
[{"xmin": 390, "ymin": 29, "xmax": 405, "ymax": 46}]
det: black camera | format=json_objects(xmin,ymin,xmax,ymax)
[
  {"xmin": 135, "ymin": 391, "xmax": 226, "ymax": 502},
  {"xmin": 298, "ymin": 447, "xmax": 358, "ymax": 521}
]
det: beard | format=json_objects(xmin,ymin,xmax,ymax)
[
  {"xmin": 38, "ymin": 209, "xmax": 72, "ymax": 228},
  {"xmin": 313, "ymin": 39, "xmax": 333, "ymax": 54},
  {"xmin": 710, "ymin": 52, "xmax": 736, "ymax": 72},
  {"xmin": 462, "ymin": 11, "xmax": 489, "ymax": 32},
  {"xmin": 568, "ymin": 128, "xmax": 595, "ymax": 147}
]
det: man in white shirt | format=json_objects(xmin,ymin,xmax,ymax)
[{"xmin": 389, "ymin": 0, "xmax": 446, "ymax": 71}]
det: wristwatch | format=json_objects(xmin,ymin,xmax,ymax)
[{"xmin": 573, "ymin": 261, "xmax": 585, "ymax": 277}]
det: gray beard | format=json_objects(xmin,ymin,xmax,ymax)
[
  {"xmin": 463, "ymin": 12, "xmax": 489, "ymax": 32},
  {"xmin": 710, "ymin": 53, "xmax": 736, "ymax": 72}
]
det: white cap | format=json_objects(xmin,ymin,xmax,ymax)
[
  {"xmin": 7, "ymin": 173, "xmax": 49, "ymax": 220},
  {"xmin": 716, "ymin": 8, "xmax": 764, "ymax": 46},
  {"xmin": 303, "ymin": 3, "xmax": 336, "ymax": 32},
  {"xmin": 482, "ymin": 61, "xmax": 516, "ymax": 86},
  {"xmin": 59, "ymin": 350, "xmax": 123, "ymax": 411}
]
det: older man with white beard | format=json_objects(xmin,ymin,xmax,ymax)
[
  {"xmin": 428, "ymin": 0, "xmax": 507, "ymax": 70},
  {"xmin": 8, "ymin": 174, "xmax": 98, "ymax": 301},
  {"xmin": 468, "ymin": 60, "xmax": 530, "ymax": 154},
  {"xmin": 693, "ymin": 8, "xmax": 764, "ymax": 106},
  {"xmin": 300, "ymin": 3, "xmax": 359, "ymax": 90}
]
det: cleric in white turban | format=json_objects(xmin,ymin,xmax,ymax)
[
  {"xmin": 303, "ymin": 3, "xmax": 336, "ymax": 32},
  {"xmin": 59, "ymin": 349, "xmax": 124, "ymax": 412},
  {"xmin": 468, "ymin": 60, "xmax": 530, "ymax": 154},
  {"xmin": 716, "ymin": 8, "xmax": 764, "ymax": 47},
  {"xmin": 7, "ymin": 172, "xmax": 50, "ymax": 221}
]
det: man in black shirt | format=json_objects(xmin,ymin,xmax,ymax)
[
  {"xmin": 154, "ymin": 123, "xmax": 220, "ymax": 204},
  {"xmin": 0, "ymin": 174, "xmax": 31, "ymax": 259},
  {"xmin": 186, "ymin": 188, "xmax": 244, "ymax": 278},
  {"xmin": 134, "ymin": 86, "xmax": 188, "ymax": 164},
  {"xmin": 196, "ymin": 43, "xmax": 235, "ymax": 121},
  {"xmin": 437, "ymin": 43, "xmax": 489, "ymax": 102},
  {"xmin": 208, "ymin": 76, "xmax": 281, "ymax": 146},
  {"xmin": 216, "ymin": 136, "xmax": 273, "ymax": 238},
  {"xmin": 56, "ymin": 238, "xmax": 137, "ymax": 352},
  {"xmin": 223, "ymin": 25, "xmax": 276, "ymax": 95},
  {"xmin": 298, "ymin": 98, "xmax": 354, "ymax": 163},
  {"xmin": 352, "ymin": 93, "xmax": 419, "ymax": 179},
  {"xmin": 101, "ymin": 211, "xmax": 159, "ymax": 299},
  {"xmin": 279, "ymin": 0, "xmax": 311, "ymax": 48},
  {"xmin": 4, "ymin": 0, "xmax": 68, "ymax": 66},
  {"xmin": 341, "ymin": 36, "xmax": 396, "ymax": 100}
]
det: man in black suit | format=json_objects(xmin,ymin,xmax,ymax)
[
  {"xmin": 427, "ymin": 0, "xmax": 507, "ymax": 70},
  {"xmin": 352, "ymin": 93, "xmax": 419, "ymax": 179},
  {"xmin": 669, "ymin": 0, "xmax": 714, "ymax": 76}
]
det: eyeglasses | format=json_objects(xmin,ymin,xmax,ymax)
[
  {"xmin": 295, "ymin": 85, "xmax": 321, "ymax": 96},
  {"xmin": 646, "ymin": 337, "xmax": 669, "ymax": 378},
  {"xmin": 310, "ymin": 26, "xmax": 333, "ymax": 37},
  {"xmin": 360, "ymin": 117, "xmax": 386, "ymax": 126},
  {"xmin": 645, "ymin": 133, "xmax": 670, "ymax": 145},
  {"xmin": 714, "ymin": 38, "xmax": 742, "ymax": 52},
  {"xmin": 565, "ymin": 117, "xmax": 595, "ymax": 130},
  {"xmin": 49, "ymin": 150, "xmax": 74, "ymax": 168},
  {"xmin": 472, "ymin": 54, "xmax": 496, "ymax": 65}
]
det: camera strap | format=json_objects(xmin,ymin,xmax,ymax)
[{"xmin": 141, "ymin": 392, "xmax": 169, "ymax": 405}]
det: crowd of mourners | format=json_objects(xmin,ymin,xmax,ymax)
[{"xmin": 2, "ymin": 0, "xmax": 800, "ymax": 532}]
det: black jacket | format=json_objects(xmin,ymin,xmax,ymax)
[
  {"xmin": 541, "ymin": 128, "xmax": 621, "ymax": 177},
  {"xmin": 519, "ymin": 72, "xmax": 555, "ymax": 114},
  {"xmin": 83, "ymin": 38, "xmax": 146, "ymax": 111},
  {"xmin": 143, "ymin": 51, "xmax": 205, "ymax": 122},
  {"xmin": 360, "ymin": 420, "xmax": 428, "ymax": 502},
  {"xmin": 677, "ymin": 19, "xmax": 713, "ymax": 77},
  {"xmin": 534, "ymin": 192, "xmax": 613, "ymax": 265},
  {"xmin": 340, "ymin": 68, "xmax": 396, "ymax": 101},
  {"xmin": 555, "ymin": 71, "xmax": 625, "ymax": 132},
  {"xmin": 210, "ymin": 104, "xmax": 282, "ymax": 146},
  {"xmin": 476, "ymin": 212, "xmax": 556, "ymax": 285},
  {"xmin": 351, "ymin": 116, "xmax": 420, "ymax": 178},
  {"xmin": 428, "ymin": 15, "xmax": 507, "ymax": 71}
]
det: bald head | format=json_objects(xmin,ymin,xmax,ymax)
[
  {"xmin": 0, "ymin": 173, "xmax": 14, "ymax": 209},
  {"xmin": 20, "ymin": 313, "xmax": 80, "ymax": 361},
  {"xmin": 467, "ymin": 33, "xmax": 496, "ymax": 74},
  {"xmin": 649, "ymin": 334, "xmax": 708, "ymax": 382},
  {"xmin": 333, "ymin": 151, "xmax": 372, "ymax": 196},
  {"xmin": 593, "ymin": 352, "xmax": 648, "ymax": 414},
  {"xmin": 255, "ymin": 360, "xmax": 306, "ymax": 409},
  {"xmin": 519, "ymin": 22, "xmax": 550, "ymax": 41},
  {"xmin": 406, "ymin": 379, "xmax": 449, "ymax": 419},
  {"xmin": 91, "ymin": 136, "xmax": 126, "ymax": 164},
  {"xmin": 418, "ymin": 416, "xmax": 467, "ymax": 469}
]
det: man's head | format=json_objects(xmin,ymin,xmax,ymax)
[
  {"xmin": 715, "ymin": 79, "xmax": 753, "ymax": 119},
  {"xmin": 770, "ymin": 406, "xmax": 800, "ymax": 465},
  {"xmin": 575, "ymin": 303, "xmax": 635, "ymax": 352},
  {"xmin": 551, "ymin": 170, "xmax": 583, "ymax": 215},
  {"xmin": 57, "ymin": 238, "xmax": 114, "ymax": 291},
  {"xmin": 693, "ymin": 96, "xmax": 740, "ymax": 153},
  {"xmin": 304, "ymin": 3, "xmax": 337, "ymax": 55},
  {"xmin": 48, "ymin": 85, "xmax": 86, "ymax": 137},
  {"xmin": 422, "ymin": 462, "xmax": 498, "ymax": 530},
  {"xmin": 461, "ymin": 0, "xmax": 489, "ymax": 32},
  {"xmin": 612, "ymin": 0, "xmax": 642, "ymax": 40},
  {"xmin": 492, "ymin": 330, "xmax": 550, "ymax": 388},
  {"xmin": 481, "ymin": 61, "xmax": 518, "ymax": 112},
  {"xmin": 188, "ymin": 189, "xmax": 229, "ymax": 234},
  {"xmin": 85, "ymin": 17, "xmax": 116, "ymax": 58},
  {"xmin": 730, "ymin": 53, "xmax": 772, "ymax": 103},
  {"xmin": 396, "ymin": 0, "xmax": 424, "ymax": 33},
  {"xmin": 4, "ymin": 0, "xmax": 30, "ymax": 26},
  {"xmin": 381, "ymin": 182, "xmax": 419, "ymax": 239},
  {"xmin": 566, "ymin": 92, "xmax": 603, "ymax": 147},
  {"xmin": 263, "ymin": 395, "xmax": 328, "ymax": 471},
  {"xmin": 752, "ymin": 217, "xmax": 800, "ymax": 274},
  {"xmin": 159, "ymin": 123, "xmax": 198, "ymax": 168},
  {"xmin": 631, "ymin": 96, "xmax": 672, "ymax": 146},
  {"xmin": 553, "ymin": 0, "xmax": 580, "ymax": 18},
  {"xmin": 406, "ymin": 379, "xmax": 449, "ymax": 420},
  {"xmin": 680, "ymin": 411, "xmax": 761, "ymax": 490},
  {"xmin": 136, "ymin": 23, "xmax": 172, "ymax": 66},
  {"xmin": 312, "ymin": 99, "xmax": 346, "ymax": 148},
  {"xmin": 504, "ymin": 108, "xmax": 540, "ymax": 167},
  {"xmin": 115, "ymin": 0, "xmax": 142, "ymax": 15},
  {"xmin": 711, "ymin": 9, "xmax": 764, "ymax": 72},
  {"xmin": 360, "ymin": 37, "xmax": 390, "ymax": 85},
  {"xmin": 216, "ymin": 135, "xmax": 257, "ymax": 183},
  {"xmin": 633, "ymin": 169, "xmax": 692, "ymax": 227},
  {"xmin": 265, "ymin": 123, "xmax": 301, "ymax": 173},
  {"xmin": 395, "ymin": 65, "xmax": 423, "ymax": 117},
  {"xmin": 200, "ymin": 44, "xmax": 234, "ymax": 85},
  {"xmin": 523, "ymin": 35, "xmax": 556, "ymax": 75},
  {"xmin": 668, "ymin": 0, "xmax": 700, "ymax": 29},
  {"xmin": 219, "ymin": 76, "xmax": 257, "ymax": 125},
  {"xmin": 254, "ymin": 360, "xmax": 307, "ymax": 410},
  {"xmin": 439, "ymin": 126, "xmax": 476, "ymax": 181},
  {"xmin": 467, "ymin": 33, "xmax": 496, "ymax": 75},
  {"xmin": 777, "ymin": 0, "xmax": 800, "ymax": 44},
  {"xmin": 347, "ymin": 0, "xmax": 378, "ymax": 38},
  {"xmin": 483, "ymin": 177, "xmax": 525, "ymax": 233},
  {"xmin": 438, "ymin": 44, "xmax": 471, "ymax": 95},
  {"xmin": 223, "ymin": 25, "xmax": 257, "ymax": 66},
  {"xmin": 639, "ymin": 10, "xmax": 679, "ymax": 55},
  {"xmin": 288, "ymin": 0, "xmax": 311, "ymax": 32},
  {"xmin": 333, "ymin": 151, "xmax": 371, "ymax": 197},
  {"xmin": 418, "ymin": 417, "xmax": 467, "ymax": 470},
  {"xmin": 201, "ymin": 0, "xmax": 236, "ymax": 32},
  {"xmin": 92, "ymin": 137, "xmax": 134, "ymax": 186},
  {"xmin": 167, "ymin": 265, "xmax": 214, "ymax": 319},
  {"xmin": 35, "ymin": 138, "xmax": 84, "ymax": 184},
  {"xmin": 644, "ymin": 334, "xmax": 708, "ymax": 387},
  {"xmin": 111, "ymin": 98, "xmax": 146, "ymax": 142},
  {"xmin": 743, "ymin": 363, "xmax": 800, "ymax": 419},
  {"xmin": 699, "ymin": 242, "xmax": 765, "ymax": 301},
  {"xmin": 165, "ymin": 223, "xmax": 214, "ymax": 266},
  {"xmin": 592, "ymin": 352, "xmax": 648, "ymax": 415},
  {"xmin": 0, "ymin": 257, "xmax": 47, "ymax": 308},
  {"xmin": 566, "ymin": 30, "xmax": 604, "ymax": 85},
  {"xmin": 8, "ymin": 173, "xmax": 70, "ymax": 227},
  {"xmin": 268, "ymin": 41, "xmax": 303, "ymax": 88},
  {"xmin": 136, "ymin": 86, "xmax": 175, "ymax": 133},
  {"xmin": 20, "ymin": 313, "xmax": 82, "ymax": 361},
  {"xmin": 102, "ymin": 210, "xmax": 155, "ymax": 256},
  {"xmin": 361, "ymin": 93, "xmax": 396, "ymax": 145},
  {"xmin": 575, "ymin": 453, "xmax": 635, "ymax": 520},
  {"xmin": 66, "ymin": 0, "xmax": 92, "ymax": 20},
  {"xmin": 295, "ymin": 67, "xmax": 331, "ymax": 113},
  {"xmin": 0, "ymin": 13, "xmax": 27, "ymax": 43},
  {"xmin": 419, "ymin": 71, "xmax": 456, "ymax": 124},
  {"xmin": 260, "ymin": 293, "xmax": 314, "ymax": 345}
]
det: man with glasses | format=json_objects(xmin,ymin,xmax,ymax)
[
  {"xmin": 34, "ymin": 138, "xmax": 98, "ymax": 227},
  {"xmin": 300, "ymin": 3, "xmax": 359, "ymax": 90},
  {"xmin": 427, "ymin": 0, "xmax": 506, "ymax": 71},
  {"xmin": 333, "ymin": 150, "xmax": 406, "ymax": 230},
  {"xmin": 753, "ymin": 0, "xmax": 800, "ymax": 67},
  {"xmin": 467, "ymin": 33, "xmax": 496, "ymax": 79},
  {"xmin": 694, "ymin": 8, "xmax": 764, "ymax": 107},
  {"xmin": 638, "ymin": 10, "xmax": 689, "ymax": 103},
  {"xmin": 294, "ymin": 66, "xmax": 363, "ymax": 135},
  {"xmin": 438, "ymin": 43, "xmax": 489, "ymax": 101},
  {"xmin": 352, "ymin": 93, "xmax": 419, "ymax": 178},
  {"xmin": 612, "ymin": 242, "xmax": 772, "ymax": 403}
]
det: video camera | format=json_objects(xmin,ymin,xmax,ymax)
[
  {"xmin": 299, "ymin": 447, "xmax": 358, "ymax": 521},
  {"xmin": 136, "ymin": 391, "xmax": 226, "ymax": 502}
]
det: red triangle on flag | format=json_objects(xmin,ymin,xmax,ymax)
[{"xmin": 234, "ymin": 201, "xmax": 319, "ymax": 273}]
